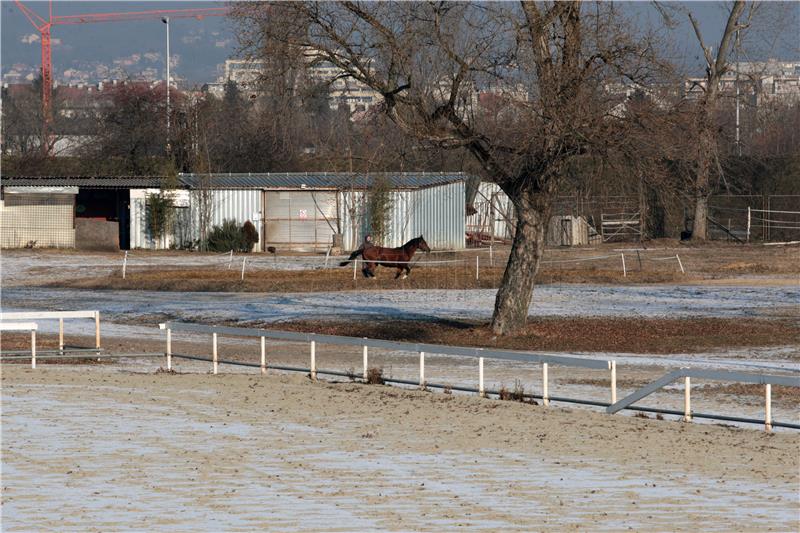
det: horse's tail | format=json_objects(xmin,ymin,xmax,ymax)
[{"xmin": 339, "ymin": 247, "xmax": 364, "ymax": 267}]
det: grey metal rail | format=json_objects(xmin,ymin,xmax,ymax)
[{"xmin": 161, "ymin": 321, "xmax": 610, "ymax": 369}]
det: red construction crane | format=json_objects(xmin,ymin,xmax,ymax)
[{"xmin": 14, "ymin": 0, "xmax": 228, "ymax": 152}]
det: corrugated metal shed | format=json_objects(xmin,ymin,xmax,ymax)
[
  {"xmin": 339, "ymin": 181, "xmax": 465, "ymax": 250},
  {"xmin": 178, "ymin": 172, "xmax": 467, "ymax": 190}
]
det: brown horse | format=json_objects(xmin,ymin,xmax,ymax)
[{"xmin": 340, "ymin": 236, "xmax": 430, "ymax": 279}]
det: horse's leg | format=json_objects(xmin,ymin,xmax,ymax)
[
  {"xmin": 405, "ymin": 265, "xmax": 411, "ymax": 278},
  {"xmin": 395, "ymin": 267, "xmax": 403, "ymax": 279},
  {"xmin": 368, "ymin": 262, "xmax": 377, "ymax": 278}
]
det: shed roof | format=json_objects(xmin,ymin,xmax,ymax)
[
  {"xmin": 1, "ymin": 176, "xmax": 164, "ymax": 189},
  {"xmin": 1, "ymin": 172, "xmax": 469, "ymax": 190},
  {"xmin": 177, "ymin": 172, "xmax": 468, "ymax": 190}
]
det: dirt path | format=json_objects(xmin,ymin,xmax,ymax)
[{"xmin": 2, "ymin": 366, "xmax": 798, "ymax": 531}]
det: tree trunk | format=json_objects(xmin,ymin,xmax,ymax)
[
  {"xmin": 691, "ymin": 117, "xmax": 715, "ymax": 241},
  {"xmin": 490, "ymin": 190, "xmax": 548, "ymax": 335}
]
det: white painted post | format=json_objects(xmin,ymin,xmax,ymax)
[
  {"xmin": 94, "ymin": 311, "xmax": 101, "ymax": 351},
  {"xmin": 362, "ymin": 342, "xmax": 368, "ymax": 380},
  {"xmin": 475, "ymin": 255, "xmax": 480, "ymax": 281},
  {"xmin": 353, "ymin": 259, "xmax": 358, "ymax": 280},
  {"xmin": 676, "ymin": 254, "xmax": 685, "ymax": 274},
  {"xmin": 610, "ymin": 360, "xmax": 617, "ymax": 404},
  {"xmin": 228, "ymin": 250, "xmax": 234, "ymax": 269},
  {"xmin": 31, "ymin": 330, "xmax": 36, "ymax": 369},
  {"xmin": 212, "ymin": 332, "xmax": 218, "ymax": 375},
  {"xmin": 260, "ymin": 336, "xmax": 266, "ymax": 375},
  {"xmin": 542, "ymin": 363, "xmax": 549, "ymax": 406},
  {"xmin": 746, "ymin": 207, "xmax": 751, "ymax": 242},
  {"xmin": 765, "ymin": 384, "xmax": 772, "ymax": 432},
  {"xmin": 241, "ymin": 257, "xmax": 247, "ymax": 281},
  {"xmin": 166, "ymin": 328, "xmax": 172, "ymax": 371},
  {"xmin": 122, "ymin": 251, "xmax": 128, "ymax": 279},
  {"xmin": 310, "ymin": 340, "xmax": 316, "ymax": 380},
  {"xmin": 478, "ymin": 356, "xmax": 485, "ymax": 397},
  {"xmin": 58, "ymin": 318, "xmax": 64, "ymax": 354},
  {"xmin": 620, "ymin": 253, "xmax": 627, "ymax": 277},
  {"xmin": 419, "ymin": 351, "xmax": 425, "ymax": 389},
  {"xmin": 683, "ymin": 376, "xmax": 692, "ymax": 421},
  {"xmin": 489, "ymin": 244, "xmax": 494, "ymax": 267}
]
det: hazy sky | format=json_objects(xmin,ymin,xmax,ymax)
[{"xmin": 2, "ymin": 1, "xmax": 797, "ymax": 84}]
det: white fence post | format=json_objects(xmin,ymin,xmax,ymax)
[
  {"xmin": 228, "ymin": 250, "xmax": 234, "ymax": 269},
  {"xmin": 419, "ymin": 351, "xmax": 425, "ymax": 389},
  {"xmin": 353, "ymin": 259, "xmax": 358, "ymax": 280},
  {"xmin": 475, "ymin": 256, "xmax": 480, "ymax": 281},
  {"xmin": 310, "ymin": 340, "xmax": 316, "ymax": 380},
  {"xmin": 620, "ymin": 253, "xmax": 627, "ymax": 278},
  {"xmin": 610, "ymin": 360, "xmax": 617, "ymax": 405},
  {"xmin": 30, "ymin": 329, "xmax": 36, "ymax": 369},
  {"xmin": 212, "ymin": 332, "xmax": 218, "ymax": 375},
  {"xmin": 58, "ymin": 318, "xmax": 64, "ymax": 354},
  {"xmin": 94, "ymin": 311, "xmax": 101, "ymax": 351},
  {"xmin": 166, "ymin": 328, "xmax": 172, "ymax": 371},
  {"xmin": 489, "ymin": 244, "xmax": 494, "ymax": 267},
  {"xmin": 362, "ymin": 342, "xmax": 368, "ymax": 380},
  {"xmin": 746, "ymin": 207, "xmax": 751, "ymax": 242},
  {"xmin": 676, "ymin": 254, "xmax": 685, "ymax": 274},
  {"xmin": 542, "ymin": 363, "xmax": 549, "ymax": 406},
  {"xmin": 765, "ymin": 384, "xmax": 772, "ymax": 432},
  {"xmin": 241, "ymin": 257, "xmax": 247, "ymax": 281},
  {"xmin": 122, "ymin": 251, "xmax": 128, "ymax": 279},
  {"xmin": 479, "ymin": 356, "xmax": 485, "ymax": 397},
  {"xmin": 260, "ymin": 336, "xmax": 266, "ymax": 375},
  {"xmin": 684, "ymin": 376, "xmax": 692, "ymax": 421}
]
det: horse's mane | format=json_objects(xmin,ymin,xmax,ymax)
[{"xmin": 403, "ymin": 236, "xmax": 423, "ymax": 249}]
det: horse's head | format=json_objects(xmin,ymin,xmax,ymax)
[{"xmin": 416, "ymin": 235, "xmax": 431, "ymax": 253}]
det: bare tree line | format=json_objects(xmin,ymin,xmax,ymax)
[{"xmin": 1, "ymin": 1, "xmax": 797, "ymax": 334}]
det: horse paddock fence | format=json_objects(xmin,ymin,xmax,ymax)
[{"xmin": 158, "ymin": 321, "xmax": 798, "ymax": 432}]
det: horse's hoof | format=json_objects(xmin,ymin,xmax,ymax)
[{"xmin": 401, "ymin": 274, "xmax": 408, "ymax": 279}]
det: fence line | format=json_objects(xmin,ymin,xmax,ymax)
[
  {"xmin": 0, "ymin": 310, "xmax": 101, "ymax": 352},
  {"xmin": 158, "ymin": 321, "xmax": 799, "ymax": 431}
]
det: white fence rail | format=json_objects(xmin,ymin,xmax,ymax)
[{"xmin": 0, "ymin": 310, "xmax": 101, "ymax": 352}]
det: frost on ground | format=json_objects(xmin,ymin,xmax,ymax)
[{"xmin": 2, "ymin": 367, "xmax": 798, "ymax": 531}]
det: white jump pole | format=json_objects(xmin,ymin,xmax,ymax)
[
  {"xmin": 419, "ymin": 351, "xmax": 425, "ymax": 389},
  {"xmin": 478, "ymin": 357, "xmax": 485, "ymax": 397},
  {"xmin": 260, "ymin": 336, "xmax": 266, "ymax": 375},
  {"xmin": 610, "ymin": 360, "xmax": 617, "ymax": 404},
  {"xmin": 676, "ymin": 254, "xmax": 685, "ymax": 274},
  {"xmin": 241, "ymin": 257, "xmax": 247, "ymax": 281},
  {"xmin": 212, "ymin": 332, "xmax": 218, "ymax": 374},
  {"xmin": 30, "ymin": 329, "xmax": 36, "ymax": 369},
  {"xmin": 765, "ymin": 384, "xmax": 772, "ymax": 432},
  {"xmin": 362, "ymin": 342, "xmax": 368, "ymax": 380},
  {"xmin": 310, "ymin": 340, "xmax": 316, "ymax": 380},
  {"xmin": 621, "ymin": 253, "xmax": 627, "ymax": 277},
  {"xmin": 684, "ymin": 376, "xmax": 692, "ymax": 421},
  {"xmin": 122, "ymin": 251, "xmax": 128, "ymax": 279},
  {"xmin": 542, "ymin": 363, "xmax": 549, "ymax": 406},
  {"xmin": 58, "ymin": 318, "xmax": 64, "ymax": 354},
  {"xmin": 166, "ymin": 328, "xmax": 172, "ymax": 371}
]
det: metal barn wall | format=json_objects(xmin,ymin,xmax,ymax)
[
  {"xmin": 0, "ymin": 191, "xmax": 76, "ymax": 248},
  {"xmin": 130, "ymin": 189, "xmax": 261, "ymax": 249},
  {"xmin": 339, "ymin": 181, "xmax": 465, "ymax": 250}
]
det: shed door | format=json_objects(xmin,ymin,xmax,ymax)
[{"xmin": 264, "ymin": 191, "xmax": 337, "ymax": 250}]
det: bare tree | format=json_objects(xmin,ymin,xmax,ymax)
[{"xmin": 233, "ymin": 1, "xmax": 661, "ymax": 334}]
